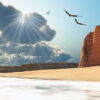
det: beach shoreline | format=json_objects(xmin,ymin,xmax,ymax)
[{"xmin": 0, "ymin": 66, "xmax": 100, "ymax": 81}]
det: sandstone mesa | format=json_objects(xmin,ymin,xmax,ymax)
[{"xmin": 79, "ymin": 25, "xmax": 100, "ymax": 67}]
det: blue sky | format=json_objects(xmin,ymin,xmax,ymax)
[{"xmin": 0, "ymin": 0, "xmax": 100, "ymax": 59}]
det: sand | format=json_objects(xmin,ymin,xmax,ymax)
[{"xmin": 0, "ymin": 66, "xmax": 100, "ymax": 81}]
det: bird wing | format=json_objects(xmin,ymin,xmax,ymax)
[
  {"xmin": 75, "ymin": 19, "xmax": 79, "ymax": 24},
  {"xmin": 72, "ymin": 15, "xmax": 79, "ymax": 17},
  {"xmin": 79, "ymin": 23, "xmax": 87, "ymax": 25},
  {"xmin": 75, "ymin": 19, "xmax": 87, "ymax": 25},
  {"xmin": 64, "ymin": 10, "xmax": 82, "ymax": 17},
  {"xmin": 64, "ymin": 9, "xmax": 70, "ymax": 15}
]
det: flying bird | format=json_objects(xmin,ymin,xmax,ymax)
[
  {"xmin": 64, "ymin": 9, "xmax": 82, "ymax": 17},
  {"xmin": 46, "ymin": 11, "xmax": 50, "ymax": 15},
  {"xmin": 75, "ymin": 19, "xmax": 87, "ymax": 25}
]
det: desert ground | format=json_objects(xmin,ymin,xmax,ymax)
[{"xmin": 0, "ymin": 66, "xmax": 100, "ymax": 81}]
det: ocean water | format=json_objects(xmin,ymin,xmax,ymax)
[{"xmin": 0, "ymin": 77, "xmax": 100, "ymax": 100}]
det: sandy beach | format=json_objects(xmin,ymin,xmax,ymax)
[{"xmin": 0, "ymin": 66, "xmax": 100, "ymax": 81}]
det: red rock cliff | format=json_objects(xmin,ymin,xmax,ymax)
[{"xmin": 79, "ymin": 25, "xmax": 100, "ymax": 67}]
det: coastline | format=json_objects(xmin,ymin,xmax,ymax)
[{"xmin": 0, "ymin": 66, "xmax": 100, "ymax": 81}]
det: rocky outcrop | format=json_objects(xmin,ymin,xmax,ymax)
[{"xmin": 79, "ymin": 25, "xmax": 100, "ymax": 67}]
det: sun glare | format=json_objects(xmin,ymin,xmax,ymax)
[
  {"xmin": 21, "ymin": 17, "xmax": 25, "ymax": 24},
  {"xmin": 18, "ymin": 12, "xmax": 31, "ymax": 24},
  {"xmin": 24, "ymin": 13, "xmax": 30, "ymax": 17},
  {"xmin": 0, "ymin": 31, "xmax": 2, "ymax": 37}
]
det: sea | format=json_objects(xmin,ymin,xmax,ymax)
[{"xmin": 0, "ymin": 77, "xmax": 100, "ymax": 100}]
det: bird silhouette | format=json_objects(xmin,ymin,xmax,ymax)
[
  {"xmin": 64, "ymin": 9, "xmax": 82, "ymax": 17},
  {"xmin": 75, "ymin": 19, "xmax": 87, "ymax": 25},
  {"xmin": 46, "ymin": 11, "xmax": 50, "ymax": 15}
]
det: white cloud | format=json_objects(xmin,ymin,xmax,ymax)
[
  {"xmin": 0, "ymin": 2, "xmax": 56, "ymax": 44},
  {"xmin": 0, "ymin": 2, "xmax": 74, "ymax": 66},
  {"xmin": 0, "ymin": 42, "xmax": 71, "ymax": 66}
]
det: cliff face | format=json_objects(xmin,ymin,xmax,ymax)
[{"xmin": 79, "ymin": 25, "xmax": 100, "ymax": 67}]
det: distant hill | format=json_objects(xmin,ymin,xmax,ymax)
[{"xmin": 0, "ymin": 63, "xmax": 78, "ymax": 73}]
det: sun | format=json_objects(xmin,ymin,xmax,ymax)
[
  {"xmin": 18, "ymin": 12, "xmax": 31, "ymax": 24},
  {"xmin": 24, "ymin": 13, "xmax": 30, "ymax": 17}
]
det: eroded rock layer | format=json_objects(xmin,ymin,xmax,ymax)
[{"xmin": 79, "ymin": 25, "xmax": 100, "ymax": 67}]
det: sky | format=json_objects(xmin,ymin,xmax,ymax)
[{"xmin": 0, "ymin": 0, "xmax": 100, "ymax": 65}]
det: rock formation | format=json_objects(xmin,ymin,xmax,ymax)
[{"xmin": 79, "ymin": 25, "xmax": 100, "ymax": 67}]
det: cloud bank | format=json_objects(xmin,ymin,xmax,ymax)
[
  {"xmin": 0, "ymin": 2, "xmax": 73, "ymax": 66},
  {"xmin": 0, "ymin": 42, "xmax": 71, "ymax": 66},
  {"xmin": 0, "ymin": 2, "xmax": 55, "ymax": 44}
]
